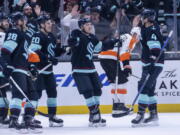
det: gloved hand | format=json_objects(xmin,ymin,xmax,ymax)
[
  {"xmin": 48, "ymin": 57, "xmax": 58, "ymax": 65},
  {"xmin": 3, "ymin": 66, "xmax": 13, "ymax": 79},
  {"xmin": 149, "ymin": 55, "xmax": 157, "ymax": 71},
  {"xmin": 29, "ymin": 66, "xmax": 38, "ymax": 79},
  {"xmin": 65, "ymin": 47, "xmax": 72, "ymax": 55},
  {"xmin": 112, "ymin": 38, "xmax": 121, "ymax": 44},
  {"xmin": 123, "ymin": 65, "xmax": 132, "ymax": 77},
  {"xmin": 149, "ymin": 55, "xmax": 157, "ymax": 63}
]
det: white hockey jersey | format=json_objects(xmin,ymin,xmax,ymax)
[{"xmin": 98, "ymin": 27, "xmax": 141, "ymax": 63}]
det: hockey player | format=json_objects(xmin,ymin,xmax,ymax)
[
  {"xmin": 1, "ymin": 12, "xmax": 42, "ymax": 133},
  {"xmin": 0, "ymin": 13, "xmax": 10, "ymax": 127},
  {"xmin": 131, "ymin": 9, "xmax": 164, "ymax": 127},
  {"xmin": 29, "ymin": 15, "xmax": 65, "ymax": 127},
  {"xmin": 68, "ymin": 17, "xmax": 120, "ymax": 127},
  {"xmin": 98, "ymin": 26, "xmax": 140, "ymax": 117},
  {"xmin": 23, "ymin": 3, "xmax": 39, "ymax": 44}
]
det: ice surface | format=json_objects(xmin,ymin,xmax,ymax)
[{"xmin": 1, "ymin": 113, "xmax": 180, "ymax": 135}]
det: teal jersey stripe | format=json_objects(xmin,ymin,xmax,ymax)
[
  {"xmin": 13, "ymin": 69, "xmax": 29, "ymax": 76},
  {"xmin": 40, "ymin": 71, "xmax": 52, "ymax": 75},
  {"xmin": 29, "ymin": 43, "xmax": 41, "ymax": 51},
  {"xmin": 72, "ymin": 69, "xmax": 96, "ymax": 73},
  {"xmin": 3, "ymin": 40, "xmax": 18, "ymax": 53},
  {"xmin": 147, "ymin": 41, "xmax": 161, "ymax": 49}
]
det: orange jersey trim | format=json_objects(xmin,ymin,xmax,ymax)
[
  {"xmin": 111, "ymin": 89, "xmax": 127, "ymax": 94},
  {"xmin": 120, "ymin": 52, "xmax": 131, "ymax": 61},
  {"xmin": 100, "ymin": 51, "xmax": 118, "ymax": 57}
]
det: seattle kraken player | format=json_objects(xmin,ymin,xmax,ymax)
[
  {"xmin": 29, "ymin": 15, "xmax": 65, "ymax": 127},
  {"xmin": 68, "ymin": 18, "xmax": 120, "ymax": 127},
  {"xmin": 0, "ymin": 13, "xmax": 10, "ymax": 127},
  {"xmin": 131, "ymin": 9, "xmax": 164, "ymax": 127},
  {"xmin": 1, "ymin": 12, "xmax": 42, "ymax": 133},
  {"xmin": 23, "ymin": 3, "xmax": 39, "ymax": 44}
]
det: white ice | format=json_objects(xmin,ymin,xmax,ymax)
[{"xmin": 1, "ymin": 113, "xmax": 180, "ymax": 135}]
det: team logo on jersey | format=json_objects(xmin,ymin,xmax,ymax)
[
  {"xmin": 86, "ymin": 42, "xmax": 94, "ymax": 60},
  {"xmin": 23, "ymin": 40, "xmax": 29, "ymax": 59},
  {"xmin": 48, "ymin": 43, "xmax": 55, "ymax": 57}
]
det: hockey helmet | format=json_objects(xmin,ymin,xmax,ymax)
[
  {"xmin": 141, "ymin": 9, "xmax": 156, "ymax": 22},
  {"xmin": 10, "ymin": 12, "xmax": 26, "ymax": 25},
  {"xmin": 78, "ymin": 18, "xmax": 91, "ymax": 28},
  {"xmin": 36, "ymin": 14, "xmax": 51, "ymax": 26}
]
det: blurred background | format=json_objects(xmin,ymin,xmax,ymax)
[{"xmin": 1, "ymin": 0, "xmax": 180, "ymax": 60}]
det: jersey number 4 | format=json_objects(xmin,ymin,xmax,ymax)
[{"xmin": 151, "ymin": 34, "xmax": 157, "ymax": 40}]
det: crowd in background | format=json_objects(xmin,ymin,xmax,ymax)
[{"xmin": 0, "ymin": 0, "xmax": 180, "ymax": 52}]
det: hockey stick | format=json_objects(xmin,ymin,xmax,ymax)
[
  {"xmin": 38, "ymin": 63, "xmax": 52, "ymax": 74},
  {"xmin": 128, "ymin": 30, "xmax": 173, "ymax": 112},
  {"xmin": 30, "ymin": 63, "xmax": 52, "ymax": 81},
  {"xmin": 131, "ymin": 74, "xmax": 141, "ymax": 80},
  {"xmin": 113, "ymin": 4, "xmax": 122, "ymax": 102},
  {"xmin": 9, "ymin": 76, "xmax": 50, "ymax": 117},
  {"xmin": 0, "ymin": 82, "xmax": 10, "ymax": 89}
]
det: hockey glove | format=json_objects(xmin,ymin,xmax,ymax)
[
  {"xmin": 149, "ymin": 55, "xmax": 157, "ymax": 71},
  {"xmin": 65, "ymin": 47, "xmax": 72, "ymax": 55},
  {"xmin": 149, "ymin": 55, "xmax": 157, "ymax": 63},
  {"xmin": 29, "ymin": 65, "xmax": 38, "ymax": 78},
  {"xmin": 49, "ymin": 57, "xmax": 59, "ymax": 65},
  {"xmin": 123, "ymin": 65, "xmax": 132, "ymax": 77}
]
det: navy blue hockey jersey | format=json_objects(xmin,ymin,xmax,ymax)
[
  {"xmin": 69, "ymin": 29, "xmax": 116, "ymax": 73},
  {"xmin": 29, "ymin": 31, "xmax": 64, "ymax": 73},
  {"xmin": 1, "ymin": 28, "xmax": 30, "ymax": 75},
  {"xmin": 140, "ymin": 24, "xmax": 164, "ymax": 66}
]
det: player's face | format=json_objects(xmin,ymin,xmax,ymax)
[
  {"xmin": 1, "ymin": 19, "xmax": 9, "ymax": 30},
  {"xmin": 44, "ymin": 20, "xmax": 52, "ymax": 33},
  {"xmin": 83, "ymin": 22, "xmax": 92, "ymax": 34},
  {"xmin": 18, "ymin": 19, "xmax": 26, "ymax": 30},
  {"xmin": 141, "ymin": 17, "xmax": 148, "ymax": 25}
]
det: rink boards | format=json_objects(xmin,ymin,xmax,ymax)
[{"xmin": 37, "ymin": 60, "xmax": 180, "ymax": 114}]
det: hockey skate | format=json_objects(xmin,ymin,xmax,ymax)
[
  {"xmin": 32, "ymin": 118, "xmax": 41, "ymax": 125},
  {"xmin": 88, "ymin": 113, "xmax": 106, "ymax": 127},
  {"xmin": 143, "ymin": 112, "xmax": 159, "ymax": 127},
  {"xmin": 112, "ymin": 102, "xmax": 132, "ymax": 118},
  {"xmin": 0, "ymin": 117, "xmax": 10, "ymax": 128},
  {"xmin": 24, "ymin": 117, "xmax": 43, "ymax": 133},
  {"xmin": 49, "ymin": 115, "xmax": 64, "ymax": 127},
  {"xmin": 9, "ymin": 118, "xmax": 28, "ymax": 134},
  {"xmin": 88, "ymin": 106, "xmax": 106, "ymax": 128},
  {"xmin": 131, "ymin": 113, "xmax": 145, "ymax": 127}
]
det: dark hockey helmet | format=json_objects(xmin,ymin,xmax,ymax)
[
  {"xmin": 78, "ymin": 18, "xmax": 91, "ymax": 28},
  {"xmin": 10, "ymin": 12, "xmax": 26, "ymax": 25},
  {"xmin": 36, "ymin": 14, "xmax": 51, "ymax": 26},
  {"xmin": 141, "ymin": 9, "xmax": 156, "ymax": 22}
]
